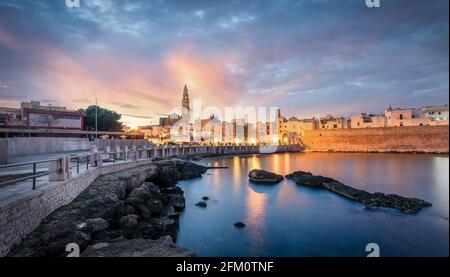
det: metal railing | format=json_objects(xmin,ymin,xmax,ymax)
[
  {"xmin": 0, "ymin": 153, "xmax": 97, "ymax": 190},
  {"xmin": 0, "ymin": 159, "xmax": 60, "ymax": 190},
  {"xmin": 102, "ymin": 150, "xmax": 139, "ymax": 164},
  {"xmin": 0, "ymin": 145, "xmax": 263, "ymax": 191},
  {"xmin": 69, "ymin": 155, "xmax": 91, "ymax": 174}
]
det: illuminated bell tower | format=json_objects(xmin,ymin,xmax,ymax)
[{"xmin": 182, "ymin": 84, "xmax": 190, "ymax": 118}]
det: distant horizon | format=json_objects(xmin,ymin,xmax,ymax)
[
  {"xmin": 1, "ymin": 95, "xmax": 449, "ymax": 129},
  {"xmin": 0, "ymin": 0, "xmax": 449, "ymax": 128}
]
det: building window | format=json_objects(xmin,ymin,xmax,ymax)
[
  {"xmin": 399, "ymin": 114, "xmax": 403, "ymax": 120},
  {"xmin": 400, "ymin": 123, "xmax": 403, "ymax": 127},
  {"xmin": 333, "ymin": 124, "xmax": 337, "ymax": 128}
]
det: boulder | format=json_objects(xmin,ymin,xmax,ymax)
[
  {"xmin": 8, "ymin": 160, "xmax": 206, "ymax": 257},
  {"xmin": 85, "ymin": 218, "xmax": 109, "ymax": 232},
  {"xmin": 150, "ymin": 159, "xmax": 207, "ymax": 187},
  {"xmin": 169, "ymin": 195, "xmax": 186, "ymax": 210},
  {"xmin": 147, "ymin": 199, "xmax": 164, "ymax": 214},
  {"xmin": 128, "ymin": 185, "xmax": 155, "ymax": 203},
  {"xmin": 124, "ymin": 205, "xmax": 135, "ymax": 215},
  {"xmin": 195, "ymin": 201, "xmax": 207, "ymax": 208},
  {"xmin": 119, "ymin": 214, "xmax": 140, "ymax": 229},
  {"xmin": 234, "ymin": 221, "xmax": 246, "ymax": 228},
  {"xmin": 286, "ymin": 170, "xmax": 432, "ymax": 214},
  {"xmin": 81, "ymin": 236, "xmax": 196, "ymax": 257},
  {"xmin": 285, "ymin": 171, "xmax": 334, "ymax": 188},
  {"xmin": 249, "ymin": 169, "xmax": 284, "ymax": 184},
  {"xmin": 160, "ymin": 186, "xmax": 184, "ymax": 195},
  {"xmin": 135, "ymin": 217, "xmax": 179, "ymax": 240}
]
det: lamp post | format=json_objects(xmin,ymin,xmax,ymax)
[{"xmin": 95, "ymin": 98, "xmax": 98, "ymax": 139}]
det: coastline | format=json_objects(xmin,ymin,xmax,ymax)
[
  {"xmin": 301, "ymin": 149, "xmax": 449, "ymax": 155},
  {"xmin": 4, "ymin": 150, "xmax": 448, "ymax": 257}
]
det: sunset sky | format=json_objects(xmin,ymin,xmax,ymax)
[{"xmin": 0, "ymin": 0, "xmax": 448, "ymax": 128}]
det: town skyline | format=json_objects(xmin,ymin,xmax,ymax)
[{"xmin": 0, "ymin": 0, "xmax": 449, "ymax": 128}]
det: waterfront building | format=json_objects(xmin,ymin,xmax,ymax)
[
  {"xmin": 0, "ymin": 107, "xmax": 22, "ymax": 127},
  {"xmin": 350, "ymin": 113, "xmax": 386, "ymax": 128},
  {"xmin": 420, "ymin": 105, "xmax": 449, "ymax": 124},
  {"xmin": 384, "ymin": 106, "xmax": 431, "ymax": 127},
  {"xmin": 319, "ymin": 114, "xmax": 345, "ymax": 129},
  {"xmin": 284, "ymin": 117, "xmax": 318, "ymax": 134},
  {"xmin": 283, "ymin": 117, "xmax": 318, "ymax": 144},
  {"xmin": 138, "ymin": 125, "xmax": 164, "ymax": 139},
  {"xmin": 0, "ymin": 100, "xmax": 84, "ymax": 131}
]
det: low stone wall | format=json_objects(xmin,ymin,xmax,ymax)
[
  {"xmin": 96, "ymin": 139, "xmax": 151, "ymax": 152},
  {"xmin": 4, "ymin": 137, "xmax": 92, "ymax": 158},
  {"xmin": 301, "ymin": 125, "xmax": 449, "ymax": 153},
  {"xmin": 0, "ymin": 159, "xmax": 154, "ymax": 256}
]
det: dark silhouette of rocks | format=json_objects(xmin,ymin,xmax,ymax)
[
  {"xmin": 234, "ymin": 221, "xmax": 246, "ymax": 228},
  {"xmin": 195, "ymin": 201, "xmax": 207, "ymax": 208},
  {"xmin": 248, "ymin": 169, "xmax": 284, "ymax": 184},
  {"xmin": 8, "ymin": 159, "xmax": 208, "ymax": 257}
]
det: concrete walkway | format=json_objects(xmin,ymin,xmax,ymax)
[{"xmin": 0, "ymin": 150, "xmax": 92, "ymax": 202}]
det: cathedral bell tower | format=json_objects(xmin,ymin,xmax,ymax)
[{"xmin": 182, "ymin": 84, "xmax": 190, "ymax": 118}]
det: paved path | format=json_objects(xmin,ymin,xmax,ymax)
[{"xmin": 0, "ymin": 150, "xmax": 92, "ymax": 202}]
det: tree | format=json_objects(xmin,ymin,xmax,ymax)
[
  {"xmin": 37, "ymin": 114, "xmax": 57, "ymax": 135},
  {"xmin": 79, "ymin": 105, "xmax": 123, "ymax": 132}
]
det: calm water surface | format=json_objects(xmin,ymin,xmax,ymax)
[{"xmin": 176, "ymin": 152, "xmax": 449, "ymax": 257}]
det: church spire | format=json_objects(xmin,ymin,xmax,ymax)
[
  {"xmin": 183, "ymin": 84, "xmax": 188, "ymax": 97},
  {"xmin": 182, "ymin": 84, "xmax": 190, "ymax": 117}
]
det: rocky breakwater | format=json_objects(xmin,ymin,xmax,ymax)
[
  {"xmin": 8, "ymin": 159, "xmax": 207, "ymax": 257},
  {"xmin": 285, "ymin": 171, "xmax": 431, "ymax": 214},
  {"xmin": 248, "ymin": 169, "xmax": 284, "ymax": 184}
]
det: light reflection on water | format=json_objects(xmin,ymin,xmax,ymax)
[{"xmin": 176, "ymin": 152, "xmax": 449, "ymax": 257}]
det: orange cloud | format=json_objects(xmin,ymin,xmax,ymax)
[{"xmin": 164, "ymin": 46, "xmax": 244, "ymax": 108}]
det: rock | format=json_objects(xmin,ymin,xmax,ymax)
[
  {"xmin": 75, "ymin": 222, "xmax": 88, "ymax": 231},
  {"xmin": 234, "ymin": 221, "xmax": 246, "ymax": 228},
  {"xmin": 100, "ymin": 230, "xmax": 126, "ymax": 242},
  {"xmin": 169, "ymin": 195, "xmax": 186, "ymax": 210},
  {"xmin": 85, "ymin": 218, "xmax": 109, "ymax": 232},
  {"xmin": 136, "ymin": 218, "xmax": 179, "ymax": 240},
  {"xmin": 249, "ymin": 169, "xmax": 284, "ymax": 184},
  {"xmin": 285, "ymin": 171, "xmax": 333, "ymax": 188},
  {"xmin": 195, "ymin": 201, "xmax": 207, "ymax": 208},
  {"xmin": 137, "ymin": 205, "xmax": 151, "ymax": 219},
  {"xmin": 128, "ymin": 184, "xmax": 156, "ymax": 203},
  {"xmin": 167, "ymin": 212, "xmax": 180, "ymax": 219},
  {"xmin": 142, "ymin": 182, "xmax": 160, "ymax": 195},
  {"xmin": 147, "ymin": 199, "xmax": 164, "ymax": 214},
  {"xmin": 160, "ymin": 186, "xmax": 184, "ymax": 195},
  {"xmin": 81, "ymin": 236, "xmax": 196, "ymax": 257},
  {"xmin": 150, "ymin": 159, "xmax": 207, "ymax": 187},
  {"xmin": 119, "ymin": 214, "xmax": 140, "ymax": 229},
  {"xmin": 124, "ymin": 205, "xmax": 135, "ymax": 214},
  {"xmin": 286, "ymin": 170, "xmax": 432, "ymax": 214},
  {"xmin": 202, "ymin": 196, "xmax": 210, "ymax": 201},
  {"xmin": 8, "ymin": 160, "xmax": 206, "ymax": 257}
]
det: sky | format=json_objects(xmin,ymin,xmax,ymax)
[{"xmin": 0, "ymin": 0, "xmax": 448, "ymax": 128}]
